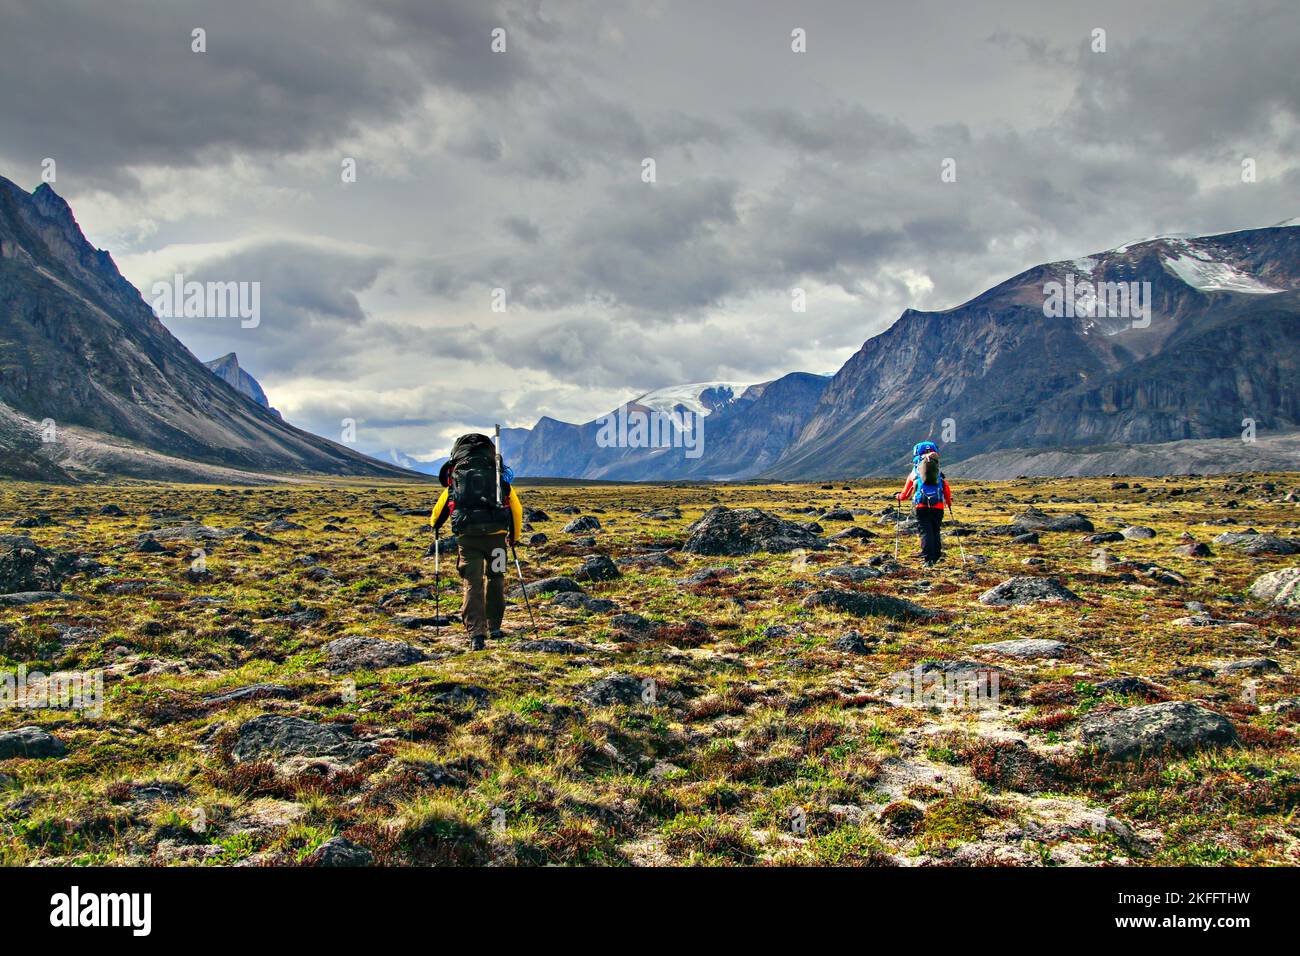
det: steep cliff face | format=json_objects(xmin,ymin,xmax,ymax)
[
  {"xmin": 204, "ymin": 352, "xmax": 282, "ymax": 420},
  {"xmin": 764, "ymin": 226, "xmax": 1300, "ymax": 478},
  {"xmin": 0, "ymin": 177, "xmax": 415, "ymax": 481}
]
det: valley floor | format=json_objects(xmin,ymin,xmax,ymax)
[{"xmin": 1, "ymin": 475, "xmax": 1297, "ymax": 866}]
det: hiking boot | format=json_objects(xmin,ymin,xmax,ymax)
[
  {"xmin": 470, "ymin": 634, "xmax": 487, "ymax": 651},
  {"xmin": 489, "ymin": 629, "xmax": 506, "ymax": 641}
]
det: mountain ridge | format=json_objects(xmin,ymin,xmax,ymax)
[{"xmin": 0, "ymin": 177, "xmax": 422, "ymax": 482}]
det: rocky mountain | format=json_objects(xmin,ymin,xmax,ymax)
[
  {"xmin": 204, "ymin": 352, "xmax": 281, "ymax": 420},
  {"xmin": 765, "ymin": 224, "xmax": 1300, "ymax": 478},
  {"xmin": 508, "ymin": 221, "xmax": 1298, "ymax": 481},
  {"xmin": 0, "ymin": 177, "xmax": 417, "ymax": 482},
  {"xmin": 509, "ymin": 373, "xmax": 830, "ymax": 479}
]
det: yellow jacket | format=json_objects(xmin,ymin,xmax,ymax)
[{"xmin": 430, "ymin": 486, "xmax": 523, "ymax": 540}]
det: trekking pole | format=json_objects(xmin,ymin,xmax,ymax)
[
  {"xmin": 949, "ymin": 504, "xmax": 967, "ymax": 566},
  {"xmin": 434, "ymin": 528, "xmax": 442, "ymax": 635},
  {"xmin": 511, "ymin": 541, "xmax": 539, "ymax": 639},
  {"xmin": 494, "ymin": 423, "xmax": 502, "ymax": 509}
]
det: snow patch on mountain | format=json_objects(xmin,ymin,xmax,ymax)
[
  {"xmin": 1161, "ymin": 244, "xmax": 1283, "ymax": 295},
  {"xmin": 630, "ymin": 381, "xmax": 756, "ymax": 418}
]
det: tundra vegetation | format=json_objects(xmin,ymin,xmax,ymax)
[{"xmin": 0, "ymin": 474, "xmax": 1297, "ymax": 867}]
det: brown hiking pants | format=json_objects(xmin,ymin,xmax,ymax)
[{"xmin": 456, "ymin": 533, "xmax": 509, "ymax": 636}]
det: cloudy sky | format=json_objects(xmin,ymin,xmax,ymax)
[{"xmin": 1, "ymin": 0, "xmax": 1297, "ymax": 464}]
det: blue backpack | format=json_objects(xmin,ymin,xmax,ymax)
[
  {"xmin": 912, "ymin": 441, "xmax": 939, "ymax": 464},
  {"xmin": 913, "ymin": 456, "xmax": 945, "ymax": 507}
]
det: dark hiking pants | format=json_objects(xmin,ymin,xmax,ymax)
[
  {"xmin": 915, "ymin": 507, "xmax": 944, "ymax": 563},
  {"xmin": 457, "ymin": 532, "xmax": 508, "ymax": 636}
]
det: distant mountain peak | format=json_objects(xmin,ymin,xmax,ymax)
[{"xmin": 203, "ymin": 353, "xmax": 279, "ymax": 419}]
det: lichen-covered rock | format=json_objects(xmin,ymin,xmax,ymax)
[
  {"xmin": 323, "ymin": 636, "xmax": 426, "ymax": 673},
  {"xmin": 802, "ymin": 588, "xmax": 937, "ymax": 621},
  {"xmin": 1249, "ymin": 567, "xmax": 1300, "ymax": 607},
  {"xmin": 975, "ymin": 638, "xmax": 1068, "ymax": 659},
  {"xmin": 979, "ymin": 577, "xmax": 1081, "ymax": 606},
  {"xmin": 0, "ymin": 726, "xmax": 66, "ymax": 759},
  {"xmin": 682, "ymin": 506, "xmax": 827, "ymax": 556},
  {"xmin": 231, "ymin": 715, "xmax": 375, "ymax": 763},
  {"xmin": 1078, "ymin": 701, "xmax": 1236, "ymax": 760}
]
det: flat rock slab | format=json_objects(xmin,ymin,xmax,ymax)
[
  {"xmin": 682, "ymin": 506, "xmax": 827, "ymax": 556},
  {"xmin": 550, "ymin": 592, "xmax": 618, "ymax": 613},
  {"xmin": 323, "ymin": 636, "xmax": 426, "ymax": 673},
  {"xmin": 516, "ymin": 639, "xmax": 592, "ymax": 654},
  {"xmin": 975, "ymin": 638, "xmax": 1068, "ymax": 659},
  {"xmin": 0, "ymin": 591, "xmax": 86, "ymax": 606},
  {"xmin": 1249, "ymin": 567, "xmax": 1300, "ymax": 607},
  {"xmin": 0, "ymin": 726, "xmax": 66, "ymax": 759},
  {"xmin": 513, "ymin": 576, "xmax": 583, "ymax": 598},
  {"xmin": 979, "ymin": 576, "xmax": 1081, "ymax": 606},
  {"xmin": 231, "ymin": 715, "xmax": 375, "ymax": 764},
  {"xmin": 201, "ymin": 683, "xmax": 294, "ymax": 707},
  {"xmin": 816, "ymin": 565, "xmax": 882, "ymax": 583},
  {"xmin": 1212, "ymin": 533, "xmax": 1300, "ymax": 555},
  {"xmin": 1215, "ymin": 658, "xmax": 1281, "ymax": 676},
  {"xmin": 580, "ymin": 674, "xmax": 645, "ymax": 706},
  {"xmin": 802, "ymin": 588, "xmax": 938, "ymax": 622},
  {"xmin": 1078, "ymin": 701, "xmax": 1236, "ymax": 761},
  {"xmin": 826, "ymin": 527, "xmax": 876, "ymax": 541}
]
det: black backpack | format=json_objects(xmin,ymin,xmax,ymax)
[{"xmin": 444, "ymin": 434, "xmax": 511, "ymax": 535}]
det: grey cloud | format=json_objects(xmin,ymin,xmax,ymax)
[{"xmin": 156, "ymin": 241, "xmax": 390, "ymax": 377}]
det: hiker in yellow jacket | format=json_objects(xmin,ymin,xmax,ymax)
[{"xmin": 431, "ymin": 434, "xmax": 524, "ymax": 650}]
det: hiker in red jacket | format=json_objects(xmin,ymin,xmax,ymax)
[{"xmin": 896, "ymin": 450, "xmax": 952, "ymax": 565}]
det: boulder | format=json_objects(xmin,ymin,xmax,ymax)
[
  {"xmin": 975, "ymin": 638, "xmax": 1068, "ymax": 659},
  {"xmin": 0, "ymin": 535, "xmax": 70, "ymax": 593},
  {"xmin": 573, "ymin": 554, "xmax": 621, "ymax": 583},
  {"xmin": 829, "ymin": 630, "xmax": 873, "ymax": 654},
  {"xmin": 513, "ymin": 576, "xmax": 583, "ymax": 598},
  {"xmin": 1249, "ymin": 567, "xmax": 1300, "ymax": 607},
  {"xmin": 517, "ymin": 639, "xmax": 591, "ymax": 654},
  {"xmin": 979, "ymin": 577, "xmax": 1081, "ymax": 606},
  {"xmin": 1078, "ymin": 701, "xmax": 1236, "ymax": 761},
  {"xmin": 323, "ymin": 636, "xmax": 426, "ymax": 674},
  {"xmin": 826, "ymin": 527, "xmax": 876, "ymax": 541},
  {"xmin": 1121, "ymin": 526, "xmax": 1156, "ymax": 540},
  {"xmin": 309, "ymin": 836, "xmax": 373, "ymax": 867},
  {"xmin": 682, "ymin": 506, "xmax": 827, "ymax": 556},
  {"xmin": 816, "ymin": 565, "xmax": 881, "ymax": 583},
  {"xmin": 801, "ymin": 588, "xmax": 937, "ymax": 621},
  {"xmin": 563, "ymin": 515, "xmax": 602, "ymax": 534},
  {"xmin": 0, "ymin": 726, "xmax": 66, "ymax": 759},
  {"xmin": 580, "ymin": 674, "xmax": 645, "ymax": 707},
  {"xmin": 1213, "ymin": 532, "xmax": 1300, "ymax": 555},
  {"xmin": 231, "ymin": 715, "xmax": 375, "ymax": 763},
  {"xmin": 1216, "ymin": 658, "xmax": 1281, "ymax": 676}
]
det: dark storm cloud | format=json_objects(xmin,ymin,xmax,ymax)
[
  {"xmin": 0, "ymin": 0, "xmax": 541, "ymax": 188},
  {"xmin": 2, "ymin": 0, "xmax": 1294, "ymax": 456}
]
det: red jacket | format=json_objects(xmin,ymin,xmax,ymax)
[{"xmin": 896, "ymin": 474, "xmax": 952, "ymax": 509}]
